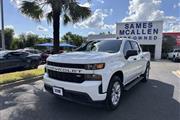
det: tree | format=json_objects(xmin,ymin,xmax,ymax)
[
  {"xmin": 11, "ymin": 37, "xmax": 24, "ymax": 49},
  {"xmin": 61, "ymin": 32, "xmax": 85, "ymax": 46},
  {"xmin": 25, "ymin": 33, "xmax": 39, "ymax": 47},
  {"xmin": 0, "ymin": 28, "xmax": 14, "ymax": 49},
  {"xmin": 16, "ymin": 33, "xmax": 38, "ymax": 48},
  {"xmin": 18, "ymin": 0, "xmax": 91, "ymax": 53},
  {"xmin": 36, "ymin": 37, "xmax": 52, "ymax": 44},
  {"xmin": 99, "ymin": 32, "xmax": 106, "ymax": 35},
  {"xmin": 11, "ymin": 33, "xmax": 52, "ymax": 49},
  {"xmin": 18, "ymin": 33, "xmax": 26, "ymax": 48}
]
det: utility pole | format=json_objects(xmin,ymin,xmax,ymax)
[{"xmin": 1, "ymin": 0, "xmax": 5, "ymax": 50}]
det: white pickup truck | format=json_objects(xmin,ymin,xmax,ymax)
[
  {"xmin": 44, "ymin": 38, "xmax": 150, "ymax": 110},
  {"xmin": 167, "ymin": 49, "xmax": 180, "ymax": 62}
]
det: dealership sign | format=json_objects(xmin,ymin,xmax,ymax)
[{"xmin": 116, "ymin": 21, "xmax": 163, "ymax": 41}]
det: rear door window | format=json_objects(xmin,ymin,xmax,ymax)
[{"xmin": 10, "ymin": 52, "xmax": 28, "ymax": 58}]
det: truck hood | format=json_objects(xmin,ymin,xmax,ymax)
[{"xmin": 47, "ymin": 52, "xmax": 115, "ymax": 64}]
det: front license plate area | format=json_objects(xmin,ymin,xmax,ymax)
[{"xmin": 53, "ymin": 87, "xmax": 63, "ymax": 96}]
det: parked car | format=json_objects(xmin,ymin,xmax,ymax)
[
  {"xmin": 24, "ymin": 48, "xmax": 51, "ymax": 64},
  {"xmin": 0, "ymin": 51, "xmax": 41, "ymax": 73},
  {"xmin": 44, "ymin": 38, "xmax": 150, "ymax": 110},
  {"xmin": 17, "ymin": 48, "xmax": 48, "ymax": 64},
  {"xmin": 167, "ymin": 49, "xmax": 180, "ymax": 62},
  {"xmin": 23, "ymin": 48, "xmax": 42, "ymax": 54}
]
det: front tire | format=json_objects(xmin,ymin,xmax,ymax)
[
  {"xmin": 25, "ymin": 60, "xmax": 39, "ymax": 69},
  {"xmin": 30, "ymin": 60, "xmax": 40, "ymax": 69},
  {"xmin": 105, "ymin": 75, "xmax": 123, "ymax": 110}
]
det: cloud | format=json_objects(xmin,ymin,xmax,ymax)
[
  {"xmin": 173, "ymin": 2, "xmax": 180, "ymax": 8},
  {"xmin": 97, "ymin": 0, "xmax": 104, "ymax": 4},
  {"xmin": 122, "ymin": 0, "xmax": 180, "ymax": 32},
  {"xmin": 163, "ymin": 18, "xmax": 180, "ymax": 32},
  {"xmin": 10, "ymin": 0, "xmax": 35, "ymax": 8},
  {"xmin": 172, "ymin": 24, "xmax": 180, "ymax": 31},
  {"xmin": 5, "ymin": 25, "xmax": 14, "ymax": 29},
  {"xmin": 122, "ymin": 0, "xmax": 163, "ymax": 21},
  {"xmin": 11, "ymin": 0, "xmax": 52, "ymax": 21},
  {"xmin": 88, "ymin": 31, "xmax": 96, "ymax": 35},
  {"xmin": 14, "ymin": 33, "xmax": 19, "ymax": 38},
  {"xmin": 26, "ymin": 31, "xmax": 35, "ymax": 35},
  {"xmin": 36, "ymin": 25, "xmax": 48, "ymax": 32},
  {"xmin": 75, "ymin": 9, "xmax": 115, "ymax": 32},
  {"xmin": 79, "ymin": 2, "xmax": 91, "ymax": 8},
  {"xmin": 10, "ymin": 0, "xmax": 23, "ymax": 8}
]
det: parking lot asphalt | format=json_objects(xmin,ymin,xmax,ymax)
[{"xmin": 0, "ymin": 61, "xmax": 180, "ymax": 120}]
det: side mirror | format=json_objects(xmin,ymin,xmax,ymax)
[{"xmin": 125, "ymin": 50, "xmax": 138, "ymax": 59}]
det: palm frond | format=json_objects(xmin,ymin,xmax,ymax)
[
  {"xmin": 46, "ymin": 11, "xmax": 53, "ymax": 24},
  {"xmin": 20, "ymin": 1, "xmax": 44, "ymax": 21},
  {"xmin": 68, "ymin": 2, "xmax": 91, "ymax": 23},
  {"xmin": 63, "ymin": 13, "xmax": 71, "ymax": 25}
]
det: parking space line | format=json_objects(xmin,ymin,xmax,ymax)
[{"xmin": 172, "ymin": 70, "xmax": 180, "ymax": 78}]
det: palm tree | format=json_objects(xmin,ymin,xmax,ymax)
[{"xmin": 17, "ymin": 0, "xmax": 91, "ymax": 53}]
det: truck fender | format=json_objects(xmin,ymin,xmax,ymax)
[{"xmin": 102, "ymin": 69, "xmax": 124, "ymax": 93}]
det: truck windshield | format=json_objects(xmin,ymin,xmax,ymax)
[{"xmin": 77, "ymin": 40, "xmax": 122, "ymax": 53}]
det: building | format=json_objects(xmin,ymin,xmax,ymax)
[
  {"xmin": 88, "ymin": 34, "xmax": 116, "ymax": 40},
  {"xmin": 163, "ymin": 32, "xmax": 180, "ymax": 47},
  {"xmin": 88, "ymin": 21, "xmax": 167, "ymax": 60}
]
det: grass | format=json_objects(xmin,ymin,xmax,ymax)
[{"xmin": 0, "ymin": 68, "xmax": 44, "ymax": 85}]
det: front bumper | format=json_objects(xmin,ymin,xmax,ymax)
[{"xmin": 44, "ymin": 73, "xmax": 107, "ymax": 102}]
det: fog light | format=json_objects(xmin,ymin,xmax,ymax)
[{"xmin": 85, "ymin": 74, "xmax": 102, "ymax": 80}]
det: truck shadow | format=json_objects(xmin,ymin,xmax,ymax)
[{"xmin": 1, "ymin": 79, "xmax": 180, "ymax": 120}]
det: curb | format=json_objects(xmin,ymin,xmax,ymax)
[{"xmin": 0, "ymin": 75, "xmax": 43, "ymax": 90}]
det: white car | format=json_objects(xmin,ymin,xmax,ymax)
[
  {"xmin": 44, "ymin": 38, "xmax": 150, "ymax": 110},
  {"xmin": 167, "ymin": 49, "xmax": 180, "ymax": 62}
]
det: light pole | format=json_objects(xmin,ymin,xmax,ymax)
[{"xmin": 1, "ymin": 0, "xmax": 5, "ymax": 50}]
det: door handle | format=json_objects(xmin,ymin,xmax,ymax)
[{"xmin": 133, "ymin": 58, "xmax": 137, "ymax": 60}]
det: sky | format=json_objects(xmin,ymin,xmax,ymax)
[{"xmin": 1, "ymin": 0, "xmax": 180, "ymax": 38}]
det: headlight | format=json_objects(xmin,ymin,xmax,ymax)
[
  {"xmin": 85, "ymin": 74, "xmax": 102, "ymax": 80},
  {"xmin": 85, "ymin": 63, "xmax": 105, "ymax": 70}
]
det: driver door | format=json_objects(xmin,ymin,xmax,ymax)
[{"xmin": 123, "ymin": 41, "xmax": 139, "ymax": 84}]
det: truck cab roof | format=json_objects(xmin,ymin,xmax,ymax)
[{"xmin": 89, "ymin": 38, "xmax": 135, "ymax": 42}]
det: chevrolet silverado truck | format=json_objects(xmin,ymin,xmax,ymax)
[
  {"xmin": 44, "ymin": 38, "xmax": 150, "ymax": 110},
  {"xmin": 167, "ymin": 49, "xmax": 180, "ymax": 62}
]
